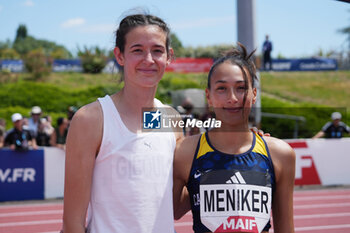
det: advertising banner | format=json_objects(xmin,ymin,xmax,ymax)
[
  {"xmin": 286, "ymin": 138, "xmax": 350, "ymax": 186},
  {"xmin": 0, "ymin": 60, "xmax": 24, "ymax": 72},
  {"xmin": 272, "ymin": 58, "xmax": 337, "ymax": 71},
  {"xmin": 52, "ymin": 59, "xmax": 82, "ymax": 72},
  {"xmin": 166, "ymin": 58, "xmax": 213, "ymax": 73},
  {"xmin": 0, "ymin": 149, "xmax": 44, "ymax": 201}
]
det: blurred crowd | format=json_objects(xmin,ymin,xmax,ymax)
[{"xmin": 0, "ymin": 105, "xmax": 77, "ymax": 151}]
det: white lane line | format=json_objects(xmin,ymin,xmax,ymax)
[
  {"xmin": 0, "ymin": 219, "xmax": 62, "ymax": 227},
  {"xmin": 294, "ymin": 189, "xmax": 350, "ymax": 195},
  {"xmin": 295, "ymin": 224, "xmax": 350, "ymax": 231},
  {"xmin": 294, "ymin": 195, "xmax": 350, "ymax": 201},
  {"xmin": 294, "ymin": 212, "xmax": 350, "ymax": 219},
  {"xmin": 0, "ymin": 210, "xmax": 62, "ymax": 217},
  {"xmin": 294, "ymin": 203, "xmax": 350, "ymax": 209}
]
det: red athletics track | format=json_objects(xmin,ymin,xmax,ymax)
[{"xmin": 0, "ymin": 187, "xmax": 349, "ymax": 233}]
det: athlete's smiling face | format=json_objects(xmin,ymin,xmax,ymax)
[
  {"xmin": 114, "ymin": 25, "xmax": 172, "ymax": 88},
  {"xmin": 206, "ymin": 62, "xmax": 256, "ymax": 126}
]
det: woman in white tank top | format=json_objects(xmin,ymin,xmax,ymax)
[{"xmin": 62, "ymin": 13, "xmax": 183, "ymax": 233}]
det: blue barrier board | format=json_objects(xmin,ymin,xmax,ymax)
[{"xmin": 0, "ymin": 149, "xmax": 44, "ymax": 201}]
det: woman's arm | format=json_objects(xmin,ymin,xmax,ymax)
[
  {"xmin": 62, "ymin": 102, "xmax": 103, "ymax": 233},
  {"xmin": 173, "ymin": 135, "xmax": 199, "ymax": 220},
  {"xmin": 267, "ymin": 137, "xmax": 296, "ymax": 233}
]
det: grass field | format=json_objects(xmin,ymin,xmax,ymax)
[{"xmin": 260, "ymin": 71, "xmax": 350, "ymax": 109}]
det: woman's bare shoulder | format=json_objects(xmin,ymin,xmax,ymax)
[
  {"xmin": 263, "ymin": 136, "xmax": 296, "ymax": 181},
  {"xmin": 66, "ymin": 101, "xmax": 103, "ymax": 157},
  {"xmin": 73, "ymin": 101, "xmax": 102, "ymax": 123},
  {"xmin": 264, "ymin": 136, "xmax": 295, "ymax": 163},
  {"xmin": 67, "ymin": 101, "xmax": 103, "ymax": 143},
  {"xmin": 264, "ymin": 136, "xmax": 294, "ymax": 154}
]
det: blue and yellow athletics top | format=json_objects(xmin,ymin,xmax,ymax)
[{"xmin": 187, "ymin": 132, "xmax": 275, "ymax": 233}]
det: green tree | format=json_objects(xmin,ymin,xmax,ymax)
[
  {"xmin": 15, "ymin": 24, "xmax": 28, "ymax": 42},
  {"xmin": 50, "ymin": 47, "xmax": 72, "ymax": 59},
  {"xmin": 0, "ymin": 48, "xmax": 20, "ymax": 59},
  {"xmin": 23, "ymin": 48, "xmax": 52, "ymax": 80},
  {"xmin": 0, "ymin": 40, "xmax": 20, "ymax": 59},
  {"xmin": 13, "ymin": 36, "xmax": 37, "ymax": 55},
  {"xmin": 13, "ymin": 36, "xmax": 71, "ymax": 57},
  {"xmin": 12, "ymin": 24, "xmax": 71, "ymax": 57},
  {"xmin": 78, "ymin": 46, "xmax": 107, "ymax": 73},
  {"xmin": 0, "ymin": 39, "xmax": 12, "ymax": 50}
]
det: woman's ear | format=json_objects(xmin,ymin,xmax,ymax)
[
  {"xmin": 114, "ymin": 47, "xmax": 124, "ymax": 66},
  {"xmin": 205, "ymin": 88, "xmax": 212, "ymax": 107},
  {"xmin": 167, "ymin": 48, "xmax": 174, "ymax": 66},
  {"xmin": 252, "ymin": 87, "xmax": 257, "ymax": 105}
]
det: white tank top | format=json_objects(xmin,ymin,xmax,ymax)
[{"xmin": 86, "ymin": 95, "xmax": 176, "ymax": 233}]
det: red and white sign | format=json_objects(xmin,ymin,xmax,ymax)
[
  {"xmin": 166, "ymin": 58, "xmax": 213, "ymax": 73},
  {"xmin": 287, "ymin": 141, "xmax": 321, "ymax": 185},
  {"xmin": 286, "ymin": 138, "xmax": 350, "ymax": 186}
]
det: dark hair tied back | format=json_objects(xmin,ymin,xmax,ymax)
[{"xmin": 208, "ymin": 42, "xmax": 257, "ymax": 89}]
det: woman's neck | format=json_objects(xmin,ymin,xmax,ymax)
[
  {"xmin": 118, "ymin": 82, "xmax": 158, "ymax": 111},
  {"xmin": 112, "ymin": 85, "xmax": 157, "ymax": 113},
  {"xmin": 208, "ymin": 126, "xmax": 253, "ymax": 154},
  {"xmin": 110, "ymin": 82, "xmax": 158, "ymax": 133}
]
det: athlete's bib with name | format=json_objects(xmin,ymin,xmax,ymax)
[{"xmin": 199, "ymin": 169, "xmax": 272, "ymax": 233}]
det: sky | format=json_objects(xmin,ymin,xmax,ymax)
[{"xmin": 0, "ymin": 0, "xmax": 349, "ymax": 58}]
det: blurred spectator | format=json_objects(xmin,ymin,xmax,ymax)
[
  {"xmin": 313, "ymin": 112, "xmax": 350, "ymax": 139},
  {"xmin": 50, "ymin": 117, "xmax": 69, "ymax": 150},
  {"xmin": 4, "ymin": 113, "xmax": 38, "ymax": 151},
  {"xmin": 67, "ymin": 106, "xmax": 77, "ymax": 122},
  {"xmin": 44, "ymin": 115, "xmax": 54, "ymax": 136},
  {"xmin": 0, "ymin": 118, "xmax": 6, "ymax": 148},
  {"xmin": 28, "ymin": 106, "xmax": 42, "ymax": 137},
  {"xmin": 36, "ymin": 118, "xmax": 51, "ymax": 147},
  {"xmin": 22, "ymin": 117, "xmax": 30, "ymax": 130},
  {"xmin": 262, "ymin": 34, "xmax": 273, "ymax": 71},
  {"xmin": 0, "ymin": 118, "xmax": 6, "ymax": 128}
]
